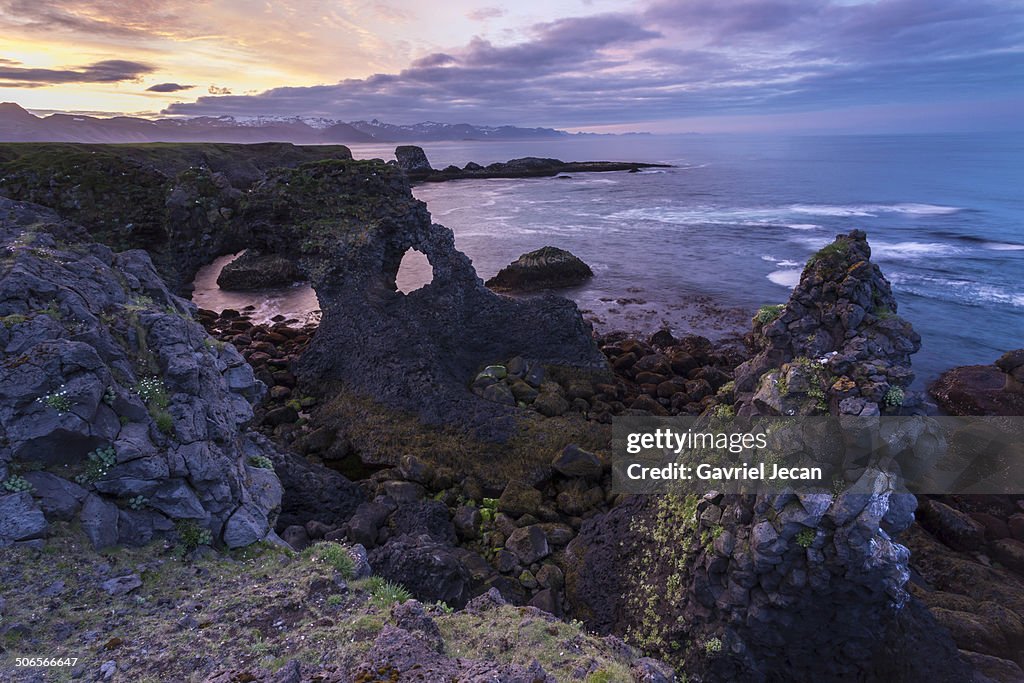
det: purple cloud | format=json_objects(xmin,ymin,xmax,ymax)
[
  {"xmin": 160, "ymin": 1, "xmax": 1024, "ymax": 130},
  {"xmin": 0, "ymin": 59, "xmax": 154, "ymax": 86},
  {"xmin": 146, "ymin": 82, "xmax": 194, "ymax": 93}
]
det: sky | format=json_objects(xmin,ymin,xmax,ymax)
[{"xmin": 1, "ymin": 0, "xmax": 1022, "ymax": 133}]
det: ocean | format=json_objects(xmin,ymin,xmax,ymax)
[{"xmin": 192, "ymin": 133, "xmax": 1024, "ymax": 388}]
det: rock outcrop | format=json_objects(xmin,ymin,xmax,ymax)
[
  {"xmin": 394, "ymin": 145, "xmax": 432, "ymax": 174},
  {"xmin": 391, "ymin": 145, "xmax": 670, "ymax": 182},
  {"xmin": 215, "ymin": 249, "xmax": 300, "ymax": 291},
  {"xmin": 0, "ymin": 197, "xmax": 282, "ymax": 549},
  {"xmin": 930, "ymin": 349, "xmax": 1024, "ymax": 415},
  {"xmin": 234, "ymin": 159, "xmax": 608, "ymax": 446},
  {"xmin": 733, "ymin": 230, "xmax": 921, "ymax": 417},
  {"xmin": 486, "ymin": 246, "xmax": 594, "ymax": 292},
  {"xmin": 564, "ymin": 479, "xmax": 969, "ymax": 681},
  {"xmin": 0, "ymin": 142, "xmax": 353, "ymax": 293}
]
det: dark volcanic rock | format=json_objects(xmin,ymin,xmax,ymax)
[
  {"xmin": 368, "ymin": 534, "xmax": 472, "ymax": 607},
  {"xmin": 394, "ymin": 146, "xmax": 671, "ymax": 182},
  {"xmin": 394, "ymin": 145, "xmax": 432, "ymax": 174},
  {"xmin": 0, "ymin": 142, "xmax": 353, "ymax": 293},
  {"xmin": 234, "ymin": 159, "xmax": 608, "ymax": 446},
  {"xmin": 264, "ymin": 440, "xmax": 364, "ymax": 532},
  {"xmin": 0, "ymin": 197, "xmax": 282, "ymax": 549},
  {"xmin": 216, "ymin": 250, "xmax": 299, "ymax": 290},
  {"xmin": 564, "ymin": 473, "xmax": 968, "ymax": 681},
  {"xmin": 485, "ymin": 246, "xmax": 594, "ymax": 292},
  {"xmin": 733, "ymin": 230, "xmax": 921, "ymax": 417},
  {"xmin": 930, "ymin": 351, "xmax": 1024, "ymax": 416}
]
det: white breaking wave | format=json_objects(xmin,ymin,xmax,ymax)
[
  {"xmin": 871, "ymin": 241, "xmax": 963, "ymax": 258},
  {"xmin": 768, "ymin": 269, "xmax": 802, "ymax": 288},
  {"xmin": 983, "ymin": 241, "xmax": 1024, "ymax": 251},
  {"xmin": 789, "ymin": 202, "xmax": 961, "ymax": 217},
  {"xmin": 888, "ymin": 272, "xmax": 1024, "ymax": 308}
]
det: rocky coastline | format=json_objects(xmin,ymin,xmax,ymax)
[
  {"xmin": 1, "ymin": 142, "xmax": 1023, "ymax": 682},
  {"xmin": 393, "ymin": 144, "xmax": 671, "ymax": 182}
]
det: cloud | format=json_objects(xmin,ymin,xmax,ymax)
[
  {"xmin": 0, "ymin": 0, "xmax": 201, "ymax": 39},
  {"xmin": 466, "ymin": 7, "xmax": 505, "ymax": 21},
  {"xmin": 208, "ymin": 85, "xmax": 232, "ymax": 95},
  {"xmin": 146, "ymin": 82, "xmax": 194, "ymax": 93},
  {"xmin": 0, "ymin": 59, "xmax": 154, "ymax": 86},
  {"xmin": 410, "ymin": 53, "xmax": 456, "ymax": 68},
  {"xmin": 157, "ymin": 1, "xmax": 1024, "ymax": 129}
]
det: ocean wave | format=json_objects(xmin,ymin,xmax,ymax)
[
  {"xmin": 789, "ymin": 202, "xmax": 961, "ymax": 217},
  {"xmin": 768, "ymin": 269, "xmax": 802, "ymax": 288},
  {"xmin": 888, "ymin": 272, "xmax": 1024, "ymax": 308},
  {"xmin": 871, "ymin": 241, "xmax": 963, "ymax": 258},
  {"xmin": 983, "ymin": 241, "xmax": 1024, "ymax": 251}
]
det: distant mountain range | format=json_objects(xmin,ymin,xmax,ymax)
[{"xmin": 0, "ymin": 103, "xmax": 605, "ymax": 144}]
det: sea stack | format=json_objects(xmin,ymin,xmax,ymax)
[{"xmin": 486, "ymin": 246, "xmax": 594, "ymax": 292}]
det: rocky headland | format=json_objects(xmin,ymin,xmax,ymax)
[
  {"xmin": 1, "ymin": 142, "xmax": 1023, "ymax": 682},
  {"xmin": 393, "ymin": 144, "xmax": 670, "ymax": 182}
]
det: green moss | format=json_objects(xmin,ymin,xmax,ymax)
[
  {"xmin": 74, "ymin": 445, "xmax": 117, "ymax": 485},
  {"xmin": 713, "ymin": 404, "xmax": 735, "ymax": 419},
  {"xmin": 153, "ymin": 410, "xmax": 175, "ymax": 436},
  {"xmin": 795, "ymin": 528, "xmax": 816, "ymax": 548},
  {"xmin": 808, "ymin": 240, "xmax": 849, "ymax": 266},
  {"xmin": 883, "ymin": 386, "xmax": 905, "ymax": 408},
  {"xmin": 0, "ymin": 313, "xmax": 27, "ymax": 327},
  {"xmin": 314, "ymin": 383, "xmax": 609, "ymax": 487},
  {"xmin": 704, "ymin": 637, "xmax": 723, "ymax": 656},
  {"xmin": 435, "ymin": 603, "xmax": 635, "ymax": 680},
  {"xmin": 755, "ymin": 304, "xmax": 785, "ymax": 325}
]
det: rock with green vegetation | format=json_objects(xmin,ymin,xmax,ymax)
[
  {"xmin": 0, "ymin": 142, "xmax": 353, "ymax": 293},
  {"xmin": 498, "ymin": 480, "xmax": 544, "ymax": 518},
  {"xmin": 0, "ymin": 197, "xmax": 282, "ymax": 550},
  {"xmin": 564, "ymin": 475, "xmax": 971, "ymax": 681},
  {"xmin": 733, "ymin": 230, "xmax": 920, "ymax": 417},
  {"xmin": 485, "ymin": 245, "xmax": 594, "ymax": 292}
]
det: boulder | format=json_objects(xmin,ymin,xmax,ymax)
[
  {"xmin": 930, "ymin": 354, "xmax": 1024, "ymax": 416},
  {"xmin": 506, "ymin": 525, "xmax": 550, "ymax": 564},
  {"xmin": 498, "ymin": 481, "xmax": 543, "ymax": 518},
  {"xmin": 551, "ymin": 444, "xmax": 603, "ymax": 480},
  {"xmin": 368, "ymin": 534, "xmax": 471, "ymax": 608},
  {"xmin": 0, "ymin": 492, "xmax": 48, "ymax": 545},
  {"xmin": 216, "ymin": 250, "xmax": 299, "ymax": 290},
  {"xmin": 485, "ymin": 246, "xmax": 594, "ymax": 292}
]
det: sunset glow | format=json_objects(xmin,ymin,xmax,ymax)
[{"xmin": 2, "ymin": 0, "xmax": 1022, "ymax": 131}]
